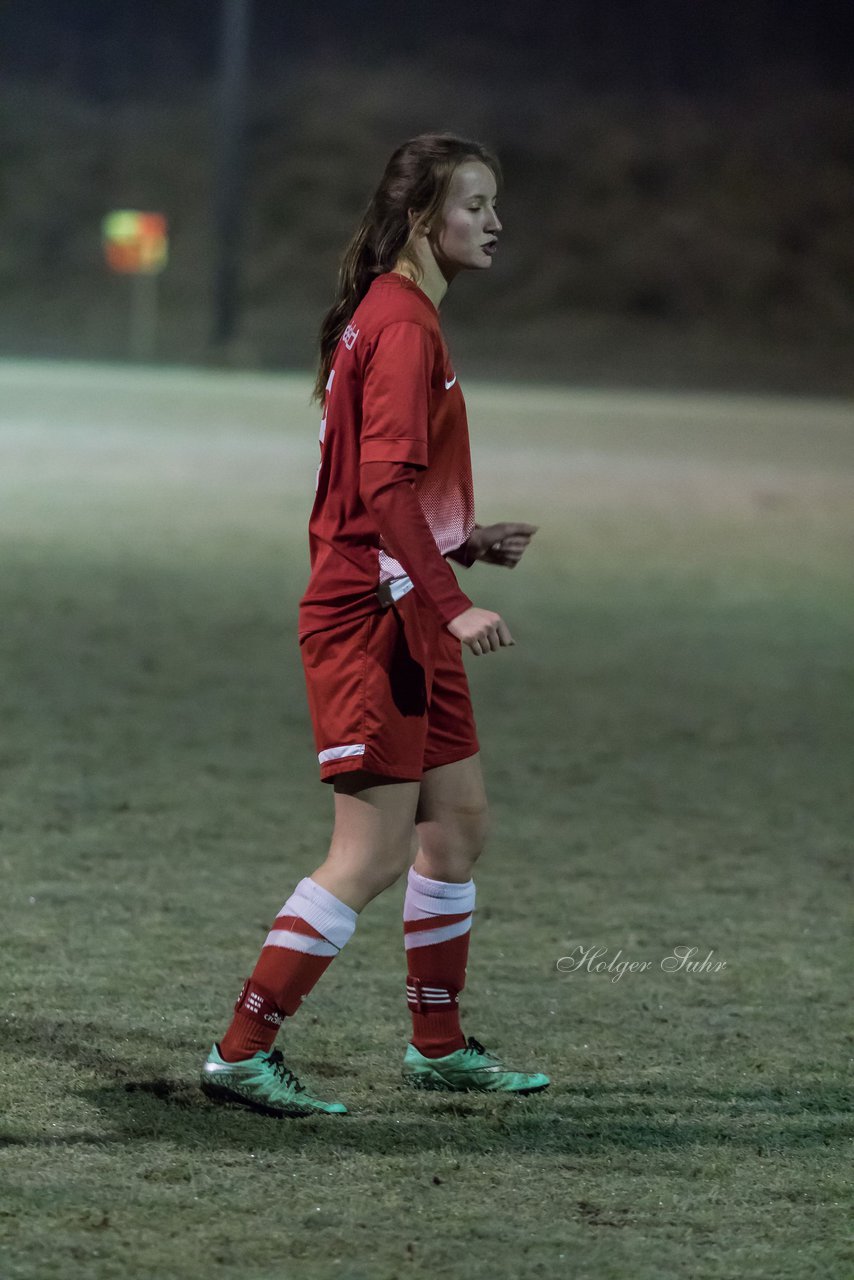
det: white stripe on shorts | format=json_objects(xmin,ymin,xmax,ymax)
[{"xmin": 318, "ymin": 743, "xmax": 366, "ymax": 765}]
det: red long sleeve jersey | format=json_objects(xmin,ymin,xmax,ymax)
[{"xmin": 298, "ymin": 271, "xmax": 476, "ymax": 640}]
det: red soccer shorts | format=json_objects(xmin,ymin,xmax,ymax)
[{"xmin": 299, "ymin": 589, "xmax": 480, "ymax": 783}]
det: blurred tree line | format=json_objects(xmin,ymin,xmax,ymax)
[{"xmin": 0, "ymin": 4, "xmax": 852, "ymax": 392}]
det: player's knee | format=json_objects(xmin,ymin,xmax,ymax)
[
  {"xmin": 461, "ymin": 797, "xmax": 490, "ymax": 860},
  {"xmin": 465, "ymin": 804, "xmax": 490, "ymax": 864},
  {"xmin": 429, "ymin": 800, "xmax": 490, "ymax": 865},
  {"xmin": 362, "ymin": 846, "xmax": 412, "ymax": 897}
]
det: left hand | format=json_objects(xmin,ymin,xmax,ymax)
[{"xmin": 468, "ymin": 522, "xmax": 539, "ymax": 568}]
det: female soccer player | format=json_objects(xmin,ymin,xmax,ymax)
[{"xmin": 202, "ymin": 131, "xmax": 550, "ymax": 1115}]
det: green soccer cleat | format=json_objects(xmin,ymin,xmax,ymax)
[
  {"xmin": 201, "ymin": 1044, "xmax": 348, "ymax": 1117},
  {"xmin": 402, "ymin": 1036, "xmax": 550, "ymax": 1095}
]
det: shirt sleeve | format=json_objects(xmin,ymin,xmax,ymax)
[
  {"xmin": 360, "ymin": 322, "xmax": 433, "ymax": 467},
  {"xmin": 445, "ymin": 525, "xmax": 482, "ymax": 568},
  {"xmin": 359, "ymin": 459, "xmax": 473, "ymax": 628}
]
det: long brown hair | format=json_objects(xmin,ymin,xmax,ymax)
[{"xmin": 310, "ymin": 131, "xmax": 502, "ymax": 405}]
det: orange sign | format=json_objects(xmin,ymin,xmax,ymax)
[{"xmin": 103, "ymin": 211, "xmax": 168, "ymax": 275}]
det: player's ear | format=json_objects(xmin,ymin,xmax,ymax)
[{"xmin": 407, "ymin": 208, "xmax": 431, "ymax": 236}]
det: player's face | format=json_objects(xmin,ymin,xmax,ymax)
[{"xmin": 430, "ymin": 161, "xmax": 502, "ymax": 274}]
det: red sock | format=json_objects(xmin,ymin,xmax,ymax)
[
  {"xmin": 404, "ymin": 866, "xmax": 475, "ymax": 1058},
  {"xmin": 219, "ymin": 877, "xmax": 357, "ymax": 1062}
]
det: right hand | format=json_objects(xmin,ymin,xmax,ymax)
[{"xmin": 446, "ymin": 607, "xmax": 515, "ymax": 656}]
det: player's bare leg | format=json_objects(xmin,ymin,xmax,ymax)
[
  {"xmin": 413, "ymin": 752, "xmax": 489, "ymax": 883},
  {"xmin": 311, "ymin": 772, "xmax": 422, "ymax": 909}
]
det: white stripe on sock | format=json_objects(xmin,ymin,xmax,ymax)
[
  {"xmin": 404, "ymin": 869, "xmax": 476, "ymax": 921},
  {"xmin": 404, "ymin": 915, "xmax": 472, "ymax": 950},
  {"xmin": 263, "ymin": 929, "xmax": 339, "ymax": 956},
  {"xmin": 286, "ymin": 877, "xmax": 358, "ymax": 950}
]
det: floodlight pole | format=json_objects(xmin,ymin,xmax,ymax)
[
  {"xmin": 211, "ymin": 0, "xmax": 252, "ymax": 353},
  {"xmin": 130, "ymin": 273, "xmax": 159, "ymax": 361}
]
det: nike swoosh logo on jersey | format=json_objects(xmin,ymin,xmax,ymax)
[{"xmin": 445, "ymin": 374, "xmax": 457, "ymax": 389}]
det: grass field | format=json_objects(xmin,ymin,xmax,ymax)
[{"xmin": 1, "ymin": 360, "xmax": 851, "ymax": 1280}]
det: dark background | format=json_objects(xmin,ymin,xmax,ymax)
[
  {"xmin": 6, "ymin": 2, "xmax": 853, "ymax": 95},
  {"xmin": 2, "ymin": 0, "xmax": 853, "ymax": 391}
]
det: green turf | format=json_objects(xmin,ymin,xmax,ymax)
[{"xmin": 1, "ymin": 362, "xmax": 851, "ymax": 1279}]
